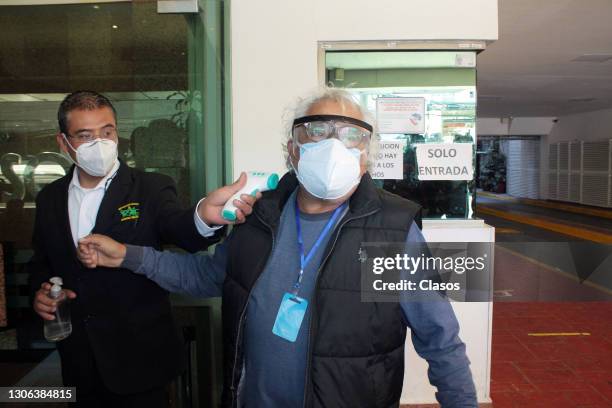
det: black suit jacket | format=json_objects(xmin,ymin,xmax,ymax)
[{"xmin": 28, "ymin": 161, "xmax": 221, "ymax": 394}]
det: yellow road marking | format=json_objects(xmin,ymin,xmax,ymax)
[
  {"xmin": 478, "ymin": 191, "xmax": 612, "ymax": 219},
  {"xmin": 528, "ymin": 333, "xmax": 590, "ymax": 337},
  {"xmin": 477, "ymin": 206, "xmax": 612, "ymax": 244},
  {"xmin": 478, "ymin": 191, "xmax": 516, "ymax": 201},
  {"xmin": 520, "ymin": 199, "xmax": 612, "ymax": 219},
  {"xmin": 480, "ymin": 205, "xmax": 608, "ymax": 235},
  {"xmin": 495, "ymin": 228, "xmax": 520, "ymax": 234}
]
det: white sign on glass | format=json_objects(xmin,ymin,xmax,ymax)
[
  {"xmin": 371, "ymin": 139, "xmax": 406, "ymax": 180},
  {"xmin": 415, "ymin": 143, "xmax": 473, "ymax": 180},
  {"xmin": 376, "ymin": 97, "xmax": 425, "ymax": 134}
]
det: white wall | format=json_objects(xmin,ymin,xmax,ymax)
[
  {"xmin": 547, "ymin": 108, "xmax": 612, "ymax": 143},
  {"xmin": 511, "ymin": 117, "xmax": 555, "ymax": 135},
  {"xmin": 477, "ymin": 117, "xmax": 555, "ymax": 136},
  {"xmin": 230, "ymin": 0, "xmax": 498, "ymax": 176},
  {"xmin": 477, "ymin": 118, "xmax": 511, "ymax": 135}
]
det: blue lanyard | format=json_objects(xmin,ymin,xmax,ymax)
[{"xmin": 293, "ymin": 196, "xmax": 346, "ymax": 295}]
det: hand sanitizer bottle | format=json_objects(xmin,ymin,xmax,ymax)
[{"xmin": 44, "ymin": 277, "xmax": 72, "ymax": 342}]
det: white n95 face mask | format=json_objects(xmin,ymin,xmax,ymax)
[
  {"xmin": 63, "ymin": 135, "xmax": 118, "ymax": 177},
  {"xmin": 293, "ymin": 138, "xmax": 362, "ymax": 200}
]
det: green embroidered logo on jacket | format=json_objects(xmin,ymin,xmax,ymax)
[{"xmin": 118, "ymin": 202, "xmax": 140, "ymax": 221}]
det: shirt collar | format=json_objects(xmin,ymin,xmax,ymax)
[{"xmin": 69, "ymin": 159, "xmax": 120, "ymax": 192}]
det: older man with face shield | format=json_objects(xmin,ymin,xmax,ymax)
[{"xmin": 77, "ymin": 88, "xmax": 477, "ymax": 408}]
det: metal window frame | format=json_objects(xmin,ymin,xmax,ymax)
[{"xmin": 317, "ymin": 40, "xmax": 487, "ymax": 85}]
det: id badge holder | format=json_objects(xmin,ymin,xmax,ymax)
[{"xmin": 272, "ymin": 292, "xmax": 308, "ymax": 342}]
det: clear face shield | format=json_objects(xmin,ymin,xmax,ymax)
[{"xmin": 291, "ymin": 114, "xmax": 373, "ymax": 152}]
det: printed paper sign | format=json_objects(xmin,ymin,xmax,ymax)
[
  {"xmin": 371, "ymin": 139, "xmax": 406, "ymax": 180},
  {"xmin": 415, "ymin": 143, "xmax": 473, "ymax": 180},
  {"xmin": 376, "ymin": 97, "xmax": 425, "ymax": 134}
]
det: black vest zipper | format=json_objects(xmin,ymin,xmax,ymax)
[{"xmin": 301, "ymin": 208, "xmax": 380, "ymax": 408}]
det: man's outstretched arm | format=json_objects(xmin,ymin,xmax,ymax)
[{"xmin": 78, "ymin": 234, "xmax": 228, "ymax": 298}]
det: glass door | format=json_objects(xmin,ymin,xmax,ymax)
[
  {"xmin": 0, "ymin": 2, "xmax": 228, "ymax": 405},
  {"xmin": 325, "ymin": 50, "xmax": 477, "ymax": 219}
]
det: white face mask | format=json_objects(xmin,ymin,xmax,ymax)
[
  {"xmin": 293, "ymin": 138, "xmax": 363, "ymax": 200},
  {"xmin": 63, "ymin": 135, "xmax": 118, "ymax": 177}
]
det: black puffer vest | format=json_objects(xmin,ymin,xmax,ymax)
[{"xmin": 222, "ymin": 172, "xmax": 421, "ymax": 408}]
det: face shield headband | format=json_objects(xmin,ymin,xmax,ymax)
[{"xmin": 292, "ymin": 114, "xmax": 373, "ymax": 132}]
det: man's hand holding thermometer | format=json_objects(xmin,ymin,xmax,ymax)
[
  {"xmin": 220, "ymin": 171, "xmax": 279, "ymax": 221},
  {"xmin": 197, "ymin": 171, "xmax": 277, "ymax": 226}
]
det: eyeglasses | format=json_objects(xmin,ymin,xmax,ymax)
[
  {"xmin": 292, "ymin": 114, "xmax": 372, "ymax": 149},
  {"xmin": 66, "ymin": 127, "xmax": 118, "ymax": 143}
]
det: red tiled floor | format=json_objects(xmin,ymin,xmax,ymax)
[
  {"xmin": 492, "ymin": 342, "xmax": 539, "ymax": 362},
  {"xmin": 563, "ymin": 389, "xmax": 611, "ymax": 405},
  {"xmin": 491, "ymin": 302, "xmax": 612, "ymax": 407},
  {"xmin": 590, "ymin": 381, "xmax": 612, "ymax": 401}
]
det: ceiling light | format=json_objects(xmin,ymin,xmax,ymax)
[
  {"xmin": 571, "ymin": 54, "xmax": 612, "ymax": 63},
  {"xmin": 112, "ymin": 25, "xmax": 118, "ymax": 29}
]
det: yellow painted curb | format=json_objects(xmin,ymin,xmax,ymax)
[
  {"xmin": 528, "ymin": 333, "xmax": 590, "ymax": 337},
  {"xmin": 477, "ymin": 191, "xmax": 612, "ymax": 219},
  {"xmin": 477, "ymin": 206, "xmax": 612, "ymax": 244}
]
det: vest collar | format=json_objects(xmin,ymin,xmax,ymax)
[{"xmin": 254, "ymin": 171, "xmax": 382, "ymax": 228}]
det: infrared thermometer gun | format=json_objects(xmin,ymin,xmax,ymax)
[{"xmin": 221, "ymin": 171, "xmax": 280, "ymax": 221}]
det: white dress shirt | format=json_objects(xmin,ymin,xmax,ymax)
[
  {"xmin": 68, "ymin": 160, "xmax": 120, "ymax": 246},
  {"xmin": 68, "ymin": 161, "xmax": 219, "ymax": 246},
  {"xmin": 194, "ymin": 197, "xmax": 223, "ymax": 237}
]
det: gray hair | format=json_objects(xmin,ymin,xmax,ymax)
[{"xmin": 282, "ymin": 87, "xmax": 379, "ymax": 170}]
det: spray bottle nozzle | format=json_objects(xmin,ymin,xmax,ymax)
[{"xmin": 50, "ymin": 277, "xmax": 63, "ymax": 286}]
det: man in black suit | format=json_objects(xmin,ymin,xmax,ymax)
[{"xmin": 28, "ymin": 91, "xmax": 256, "ymax": 407}]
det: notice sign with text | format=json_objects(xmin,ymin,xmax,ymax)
[
  {"xmin": 376, "ymin": 97, "xmax": 425, "ymax": 134},
  {"xmin": 415, "ymin": 143, "xmax": 473, "ymax": 181},
  {"xmin": 371, "ymin": 139, "xmax": 406, "ymax": 180}
]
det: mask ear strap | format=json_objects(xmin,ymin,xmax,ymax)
[
  {"xmin": 61, "ymin": 133, "xmax": 79, "ymax": 167},
  {"xmin": 358, "ymin": 139, "xmax": 373, "ymax": 156},
  {"xmin": 62, "ymin": 133, "xmax": 78, "ymax": 154},
  {"xmin": 292, "ymin": 139, "xmax": 301, "ymax": 156},
  {"xmin": 288, "ymin": 138, "xmax": 300, "ymax": 174}
]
